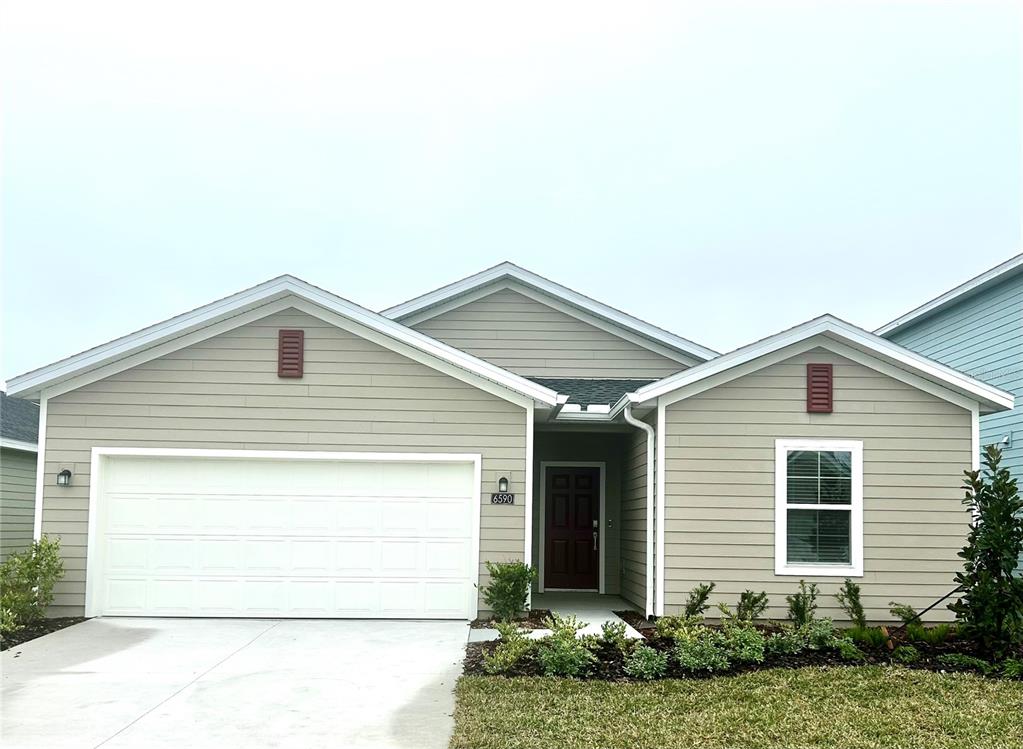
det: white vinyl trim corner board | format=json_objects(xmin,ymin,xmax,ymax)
[
  {"xmin": 537, "ymin": 462, "xmax": 606, "ymax": 594},
  {"xmin": 524, "ymin": 403, "xmax": 534, "ymax": 608},
  {"xmin": 774, "ymin": 439, "xmax": 864, "ymax": 577},
  {"xmin": 32, "ymin": 396, "xmax": 48, "ymax": 540},
  {"xmin": 655, "ymin": 399, "xmax": 666, "ymax": 616},
  {"xmin": 84, "ymin": 448, "xmax": 483, "ymax": 620}
]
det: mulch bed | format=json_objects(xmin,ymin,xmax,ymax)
[
  {"xmin": 464, "ymin": 621, "xmax": 1019, "ymax": 680},
  {"xmin": 469, "ymin": 609, "xmax": 553, "ymax": 630},
  {"xmin": 1, "ymin": 617, "xmax": 87, "ymax": 652}
]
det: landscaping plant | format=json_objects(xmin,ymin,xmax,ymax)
[
  {"xmin": 624, "ymin": 645, "xmax": 668, "ymax": 680},
  {"xmin": 536, "ymin": 614, "xmax": 596, "ymax": 677},
  {"xmin": 1002, "ymin": 658, "xmax": 1023, "ymax": 679},
  {"xmin": 905, "ymin": 622, "xmax": 954, "ymax": 646},
  {"xmin": 673, "ymin": 628, "xmax": 731, "ymax": 673},
  {"xmin": 720, "ymin": 621, "xmax": 766, "ymax": 663},
  {"xmin": 735, "ymin": 590, "xmax": 769, "ymax": 621},
  {"xmin": 683, "ymin": 582, "xmax": 715, "ymax": 618},
  {"xmin": 889, "ymin": 602, "xmax": 918, "ymax": 625},
  {"xmin": 948, "ymin": 445, "xmax": 1023, "ymax": 659},
  {"xmin": 786, "ymin": 580, "xmax": 818, "ymax": 628},
  {"xmin": 892, "ymin": 645, "xmax": 921, "ymax": 665},
  {"xmin": 654, "ymin": 614, "xmax": 701, "ymax": 641},
  {"xmin": 937, "ymin": 653, "xmax": 993, "ymax": 675},
  {"xmin": 481, "ymin": 561, "xmax": 537, "ymax": 622},
  {"xmin": 0, "ymin": 536, "xmax": 64, "ymax": 636},
  {"xmin": 598, "ymin": 620, "xmax": 632, "ymax": 654},
  {"xmin": 846, "ymin": 626, "xmax": 890, "ymax": 650},
  {"xmin": 482, "ymin": 622, "xmax": 534, "ymax": 675},
  {"xmin": 835, "ymin": 579, "xmax": 867, "ymax": 629}
]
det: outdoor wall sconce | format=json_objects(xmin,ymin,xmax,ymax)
[
  {"xmin": 497, "ymin": 476, "xmax": 509, "ymax": 493},
  {"xmin": 56, "ymin": 469, "xmax": 72, "ymax": 487}
]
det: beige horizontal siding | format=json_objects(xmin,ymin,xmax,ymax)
[
  {"xmin": 663, "ymin": 348, "xmax": 973, "ymax": 624},
  {"xmin": 412, "ymin": 288, "xmax": 688, "ymax": 378},
  {"xmin": 41, "ymin": 308, "xmax": 527, "ymax": 617},
  {"xmin": 1, "ymin": 448, "xmax": 37, "ymax": 559},
  {"xmin": 620, "ymin": 423, "xmax": 650, "ymax": 611}
]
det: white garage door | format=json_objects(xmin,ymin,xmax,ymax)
[{"xmin": 89, "ymin": 453, "xmax": 479, "ymax": 619}]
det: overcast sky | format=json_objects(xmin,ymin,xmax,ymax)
[{"xmin": 1, "ymin": 1, "xmax": 1020, "ymax": 382}]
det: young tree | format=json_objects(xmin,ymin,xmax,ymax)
[{"xmin": 948, "ymin": 446, "xmax": 1023, "ymax": 658}]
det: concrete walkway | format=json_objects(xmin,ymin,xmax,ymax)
[
  {"xmin": 1, "ymin": 618, "xmax": 466, "ymax": 749},
  {"xmin": 532, "ymin": 592, "xmax": 644, "ymax": 638}
]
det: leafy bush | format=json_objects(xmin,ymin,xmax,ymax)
[
  {"xmin": 654, "ymin": 614, "xmax": 702, "ymax": 641},
  {"xmin": 889, "ymin": 602, "xmax": 918, "ymax": 625},
  {"xmin": 481, "ymin": 561, "xmax": 537, "ymax": 622},
  {"xmin": 834, "ymin": 638, "xmax": 865, "ymax": 662},
  {"xmin": 948, "ymin": 446, "xmax": 1023, "ymax": 659},
  {"xmin": 624, "ymin": 644, "xmax": 668, "ymax": 680},
  {"xmin": 673, "ymin": 628, "xmax": 731, "ymax": 673},
  {"xmin": 892, "ymin": 645, "xmax": 921, "ymax": 664},
  {"xmin": 846, "ymin": 626, "xmax": 890, "ymax": 650},
  {"xmin": 786, "ymin": 581, "xmax": 818, "ymax": 628},
  {"xmin": 721, "ymin": 623, "xmax": 766, "ymax": 664},
  {"xmin": 835, "ymin": 579, "xmax": 867, "ymax": 629},
  {"xmin": 1001, "ymin": 658, "xmax": 1023, "ymax": 679},
  {"xmin": 536, "ymin": 614, "xmax": 596, "ymax": 677},
  {"xmin": 765, "ymin": 628, "xmax": 804, "ymax": 656},
  {"xmin": 683, "ymin": 582, "xmax": 715, "ymax": 618},
  {"xmin": 905, "ymin": 623, "xmax": 955, "ymax": 646},
  {"xmin": 0, "ymin": 536, "xmax": 65, "ymax": 635},
  {"xmin": 482, "ymin": 622, "xmax": 534, "ymax": 675},
  {"xmin": 598, "ymin": 620, "xmax": 632, "ymax": 654},
  {"xmin": 736, "ymin": 590, "xmax": 769, "ymax": 622},
  {"xmin": 799, "ymin": 618, "xmax": 839, "ymax": 650},
  {"xmin": 937, "ymin": 653, "xmax": 993, "ymax": 675}
]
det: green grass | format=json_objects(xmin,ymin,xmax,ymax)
[{"xmin": 451, "ymin": 667, "xmax": 1023, "ymax": 749}]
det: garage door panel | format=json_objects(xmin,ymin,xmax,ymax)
[{"xmin": 94, "ymin": 456, "xmax": 477, "ymax": 619}]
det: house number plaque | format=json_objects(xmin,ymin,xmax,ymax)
[{"xmin": 490, "ymin": 493, "xmax": 515, "ymax": 505}]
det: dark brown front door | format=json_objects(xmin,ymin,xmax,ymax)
[{"xmin": 544, "ymin": 467, "xmax": 599, "ymax": 590}]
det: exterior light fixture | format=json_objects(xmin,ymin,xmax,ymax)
[
  {"xmin": 57, "ymin": 469, "xmax": 72, "ymax": 487},
  {"xmin": 497, "ymin": 476, "xmax": 509, "ymax": 493}
]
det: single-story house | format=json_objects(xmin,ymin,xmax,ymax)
[
  {"xmin": 6, "ymin": 263, "xmax": 1014, "ymax": 622},
  {"xmin": 1, "ymin": 392, "xmax": 40, "ymax": 559}
]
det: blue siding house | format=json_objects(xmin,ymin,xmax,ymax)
[
  {"xmin": 878, "ymin": 254, "xmax": 1022, "ymax": 568},
  {"xmin": 878, "ymin": 254, "xmax": 1022, "ymax": 475}
]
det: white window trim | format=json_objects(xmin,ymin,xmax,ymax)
[{"xmin": 774, "ymin": 438, "xmax": 864, "ymax": 577}]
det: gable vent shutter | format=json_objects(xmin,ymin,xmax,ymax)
[
  {"xmin": 278, "ymin": 329, "xmax": 304, "ymax": 378},
  {"xmin": 806, "ymin": 363, "xmax": 833, "ymax": 413}
]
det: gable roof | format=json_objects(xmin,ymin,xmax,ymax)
[
  {"xmin": 382, "ymin": 262, "xmax": 719, "ymax": 364},
  {"xmin": 614, "ymin": 314, "xmax": 1014, "ymax": 415},
  {"xmin": 0, "ymin": 392, "xmax": 39, "ymax": 451},
  {"xmin": 5, "ymin": 275, "xmax": 561, "ymax": 407},
  {"xmin": 875, "ymin": 253, "xmax": 1023, "ymax": 336},
  {"xmin": 528, "ymin": 377, "xmax": 658, "ymax": 408}
]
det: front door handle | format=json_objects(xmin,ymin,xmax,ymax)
[{"xmin": 593, "ymin": 531, "xmax": 598, "ymax": 551}]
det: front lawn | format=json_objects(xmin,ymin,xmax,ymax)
[{"xmin": 452, "ymin": 667, "xmax": 1023, "ymax": 749}]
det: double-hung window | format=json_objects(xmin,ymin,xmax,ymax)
[{"xmin": 775, "ymin": 439, "xmax": 863, "ymax": 576}]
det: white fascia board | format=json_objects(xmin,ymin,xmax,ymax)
[
  {"xmin": 0, "ymin": 437, "xmax": 38, "ymax": 453},
  {"xmin": 626, "ymin": 315, "xmax": 1014, "ymax": 413},
  {"xmin": 6, "ymin": 275, "xmax": 559, "ymax": 407},
  {"xmin": 382, "ymin": 261, "xmax": 719, "ymax": 363},
  {"xmin": 875, "ymin": 253, "xmax": 1023, "ymax": 336}
]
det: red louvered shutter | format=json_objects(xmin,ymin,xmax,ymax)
[
  {"xmin": 806, "ymin": 363, "xmax": 833, "ymax": 413},
  {"xmin": 278, "ymin": 329, "xmax": 304, "ymax": 378}
]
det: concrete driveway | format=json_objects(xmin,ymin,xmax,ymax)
[{"xmin": 2, "ymin": 618, "xmax": 467, "ymax": 749}]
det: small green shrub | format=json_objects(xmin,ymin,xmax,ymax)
[
  {"xmin": 482, "ymin": 622, "xmax": 534, "ymax": 675},
  {"xmin": 654, "ymin": 614, "xmax": 702, "ymax": 641},
  {"xmin": 481, "ymin": 561, "xmax": 537, "ymax": 622},
  {"xmin": 846, "ymin": 626, "xmax": 890, "ymax": 650},
  {"xmin": 889, "ymin": 602, "xmax": 918, "ymax": 626},
  {"xmin": 786, "ymin": 580, "xmax": 818, "ymax": 628},
  {"xmin": 799, "ymin": 618, "xmax": 839, "ymax": 650},
  {"xmin": 736, "ymin": 590, "xmax": 769, "ymax": 621},
  {"xmin": 624, "ymin": 645, "xmax": 668, "ymax": 680},
  {"xmin": 765, "ymin": 627, "xmax": 804, "ymax": 656},
  {"xmin": 536, "ymin": 616, "xmax": 596, "ymax": 678},
  {"xmin": 598, "ymin": 620, "xmax": 632, "ymax": 654},
  {"xmin": 1001, "ymin": 658, "xmax": 1023, "ymax": 679},
  {"xmin": 937, "ymin": 653, "xmax": 993, "ymax": 675},
  {"xmin": 892, "ymin": 645, "xmax": 921, "ymax": 664},
  {"xmin": 673, "ymin": 629, "xmax": 731, "ymax": 673},
  {"xmin": 834, "ymin": 638, "xmax": 866, "ymax": 662},
  {"xmin": 0, "ymin": 536, "xmax": 65, "ymax": 635},
  {"xmin": 905, "ymin": 622, "xmax": 955, "ymax": 646},
  {"xmin": 721, "ymin": 623, "xmax": 766, "ymax": 664},
  {"xmin": 835, "ymin": 579, "xmax": 867, "ymax": 629},
  {"xmin": 683, "ymin": 582, "xmax": 716, "ymax": 618}
]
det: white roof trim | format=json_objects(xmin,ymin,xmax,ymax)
[
  {"xmin": 6, "ymin": 275, "xmax": 560, "ymax": 407},
  {"xmin": 0, "ymin": 437, "xmax": 38, "ymax": 453},
  {"xmin": 876, "ymin": 253, "xmax": 1023, "ymax": 335},
  {"xmin": 617, "ymin": 315, "xmax": 1014, "ymax": 415},
  {"xmin": 381, "ymin": 261, "xmax": 719, "ymax": 362}
]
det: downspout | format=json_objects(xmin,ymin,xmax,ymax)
[{"xmin": 623, "ymin": 403, "xmax": 656, "ymax": 619}]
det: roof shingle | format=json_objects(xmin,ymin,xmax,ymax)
[
  {"xmin": 527, "ymin": 377, "xmax": 657, "ymax": 408},
  {"xmin": 1, "ymin": 393, "xmax": 40, "ymax": 444}
]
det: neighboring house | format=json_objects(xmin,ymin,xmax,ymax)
[
  {"xmin": 6, "ymin": 263, "xmax": 1013, "ymax": 623},
  {"xmin": 1, "ymin": 392, "xmax": 40, "ymax": 558},
  {"xmin": 877, "ymin": 253, "xmax": 1023, "ymax": 569}
]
